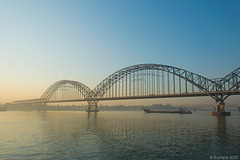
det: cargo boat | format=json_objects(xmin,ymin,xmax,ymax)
[{"xmin": 143, "ymin": 108, "xmax": 192, "ymax": 114}]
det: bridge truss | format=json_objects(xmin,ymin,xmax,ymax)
[{"xmin": 14, "ymin": 64, "xmax": 240, "ymax": 110}]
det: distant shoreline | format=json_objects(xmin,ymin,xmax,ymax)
[{"xmin": 0, "ymin": 103, "xmax": 238, "ymax": 112}]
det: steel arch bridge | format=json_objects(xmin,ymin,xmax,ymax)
[{"xmin": 14, "ymin": 64, "xmax": 240, "ymax": 111}]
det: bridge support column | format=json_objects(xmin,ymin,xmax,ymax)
[
  {"xmin": 86, "ymin": 101, "xmax": 99, "ymax": 112},
  {"xmin": 211, "ymin": 102, "xmax": 231, "ymax": 116},
  {"xmin": 38, "ymin": 103, "xmax": 47, "ymax": 112}
]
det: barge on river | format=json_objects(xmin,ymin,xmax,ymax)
[{"xmin": 143, "ymin": 108, "xmax": 192, "ymax": 114}]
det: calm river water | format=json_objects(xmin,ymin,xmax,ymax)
[{"xmin": 0, "ymin": 110, "xmax": 239, "ymax": 160}]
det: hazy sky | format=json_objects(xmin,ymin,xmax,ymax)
[{"xmin": 0, "ymin": 0, "xmax": 239, "ymax": 105}]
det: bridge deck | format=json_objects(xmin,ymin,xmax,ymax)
[{"xmin": 15, "ymin": 90, "xmax": 239, "ymax": 104}]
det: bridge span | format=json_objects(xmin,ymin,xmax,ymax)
[{"xmin": 13, "ymin": 64, "xmax": 240, "ymax": 115}]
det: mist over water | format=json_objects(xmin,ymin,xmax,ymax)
[{"xmin": 0, "ymin": 110, "xmax": 239, "ymax": 159}]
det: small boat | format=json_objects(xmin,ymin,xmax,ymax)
[{"xmin": 143, "ymin": 108, "xmax": 192, "ymax": 114}]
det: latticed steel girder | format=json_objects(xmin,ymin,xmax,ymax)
[
  {"xmin": 13, "ymin": 64, "xmax": 240, "ymax": 104},
  {"xmin": 217, "ymin": 67, "xmax": 240, "ymax": 91},
  {"xmin": 13, "ymin": 98, "xmax": 46, "ymax": 104},
  {"xmin": 40, "ymin": 80, "xmax": 92, "ymax": 101},
  {"xmin": 92, "ymin": 64, "xmax": 222, "ymax": 98}
]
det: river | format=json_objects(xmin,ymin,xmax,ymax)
[{"xmin": 0, "ymin": 110, "xmax": 239, "ymax": 159}]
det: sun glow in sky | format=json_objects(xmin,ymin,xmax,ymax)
[{"xmin": 0, "ymin": 0, "xmax": 239, "ymax": 105}]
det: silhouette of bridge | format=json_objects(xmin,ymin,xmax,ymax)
[{"xmin": 14, "ymin": 64, "xmax": 240, "ymax": 113}]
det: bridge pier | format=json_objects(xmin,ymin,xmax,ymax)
[
  {"xmin": 211, "ymin": 102, "xmax": 231, "ymax": 116},
  {"xmin": 86, "ymin": 101, "xmax": 99, "ymax": 112},
  {"xmin": 38, "ymin": 103, "xmax": 47, "ymax": 112}
]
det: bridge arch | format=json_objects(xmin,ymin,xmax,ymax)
[
  {"xmin": 93, "ymin": 64, "xmax": 220, "ymax": 99},
  {"xmin": 13, "ymin": 64, "xmax": 240, "ymax": 109},
  {"xmin": 217, "ymin": 67, "xmax": 240, "ymax": 91},
  {"xmin": 41, "ymin": 80, "xmax": 92, "ymax": 102}
]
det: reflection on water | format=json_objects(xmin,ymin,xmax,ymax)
[
  {"xmin": 216, "ymin": 116, "xmax": 226, "ymax": 140},
  {"xmin": 0, "ymin": 111, "xmax": 239, "ymax": 160}
]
